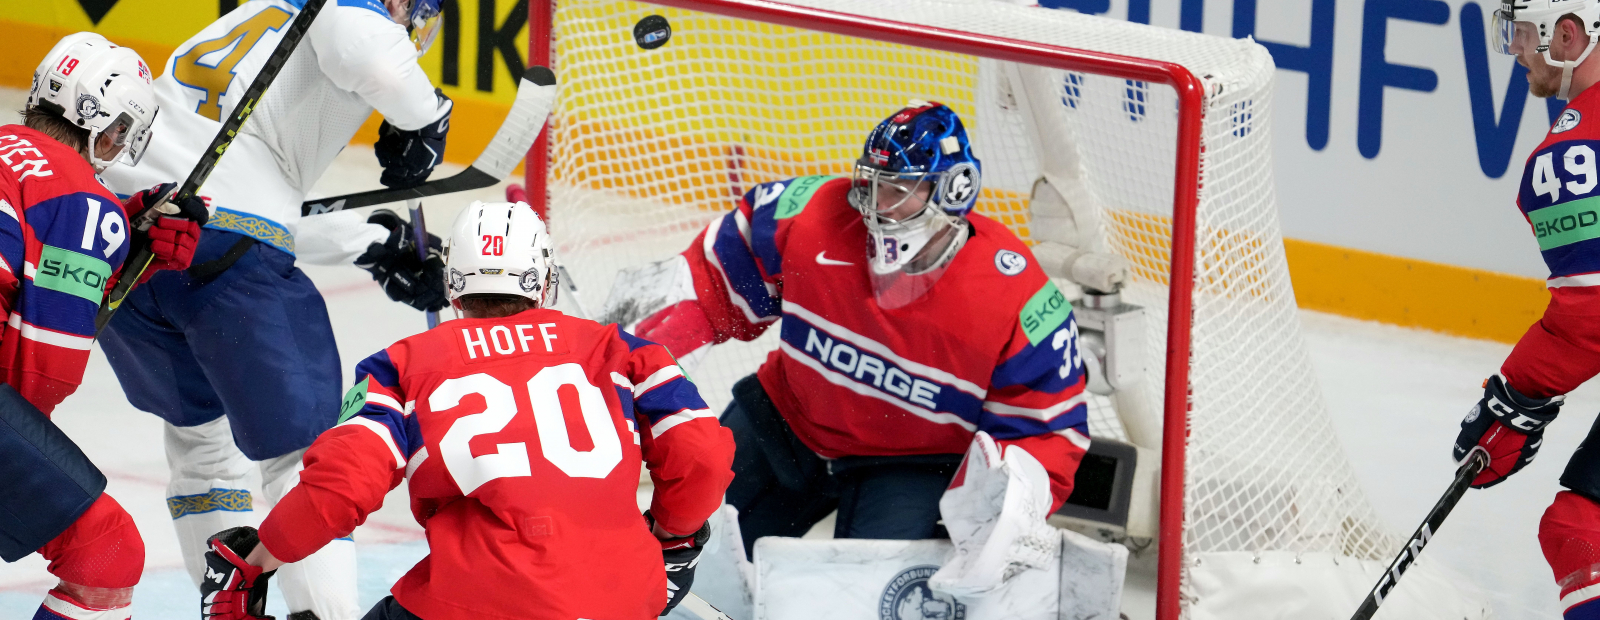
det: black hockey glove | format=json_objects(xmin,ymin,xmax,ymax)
[
  {"xmin": 201, "ymin": 526, "xmax": 276, "ymax": 620},
  {"xmin": 374, "ymin": 91, "xmax": 452, "ymax": 189},
  {"xmin": 1454, "ymin": 374, "xmax": 1564, "ymax": 488},
  {"xmin": 647, "ymin": 512, "xmax": 710, "ymax": 616},
  {"xmin": 355, "ymin": 210, "xmax": 447, "ymax": 313}
]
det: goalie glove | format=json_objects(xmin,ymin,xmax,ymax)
[
  {"xmin": 646, "ymin": 511, "xmax": 710, "ymax": 616},
  {"xmin": 201, "ymin": 526, "xmax": 275, "ymax": 620},
  {"xmin": 355, "ymin": 210, "xmax": 447, "ymax": 313},
  {"xmin": 1454, "ymin": 374, "xmax": 1563, "ymax": 488},
  {"xmin": 929, "ymin": 431, "xmax": 1059, "ymax": 597}
]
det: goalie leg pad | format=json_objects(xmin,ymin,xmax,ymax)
[
  {"xmin": 1540, "ymin": 491, "xmax": 1600, "ymax": 615},
  {"xmin": 36, "ymin": 494, "xmax": 143, "ymax": 588},
  {"xmin": 0, "ymin": 384, "xmax": 107, "ymax": 562}
]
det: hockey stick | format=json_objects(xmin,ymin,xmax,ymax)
[
  {"xmin": 1348, "ymin": 448, "xmax": 1489, "ymax": 620},
  {"xmin": 94, "ymin": 0, "xmax": 332, "ymax": 335},
  {"xmin": 301, "ymin": 66, "xmax": 557, "ymax": 216},
  {"xmin": 680, "ymin": 593, "xmax": 735, "ymax": 620},
  {"xmin": 407, "ymin": 198, "xmax": 440, "ymax": 329}
]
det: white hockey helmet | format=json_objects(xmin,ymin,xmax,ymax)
[
  {"xmin": 28, "ymin": 32, "xmax": 158, "ymax": 171},
  {"xmin": 1493, "ymin": 0, "xmax": 1600, "ymax": 99},
  {"xmin": 444, "ymin": 200, "xmax": 559, "ymax": 309}
]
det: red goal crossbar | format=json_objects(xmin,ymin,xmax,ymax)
[{"xmin": 526, "ymin": 2, "xmax": 1203, "ymax": 617}]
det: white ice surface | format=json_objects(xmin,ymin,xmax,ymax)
[{"xmin": 0, "ymin": 87, "xmax": 1582, "ymax": 619}]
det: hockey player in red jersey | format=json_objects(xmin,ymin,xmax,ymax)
[
  {"xmin": 605, "ymin": 102, "xmax": 1088, "ymax": 565},
  {"xmin": 196, "ymin": 200, "xmax": 736, "ymax": 620},
  {"xmin": 0, "ymin": 33, "xmax": 205, "ymax": 620},
  {"xmin": 1456, "ymin": 4, "xmax": 1600, "ymax": 618}
]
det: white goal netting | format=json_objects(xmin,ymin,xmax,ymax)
[{"xmin": 535, "ymin": 0, "xmax": 1402, "ymax": 612}]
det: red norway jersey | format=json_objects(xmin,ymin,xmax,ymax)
[
  {"xmin": 0, "ymin": 126, "xmax": 131, "ymax": 414},
  {"xmin": 635, "ymin": 176, "xmax": 1088, "ymax": 508},
  {"xmin": 1502, "ymin": 86, "xmax": 1600, "ymax": 398},
  {"xmin": 258, "ymin": 308, "xmax": 735, "ymax": 620}
]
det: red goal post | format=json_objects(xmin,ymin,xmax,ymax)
[{"xmin": 521, "ymin": 1, "xmax": 1374, "ymax": 618}]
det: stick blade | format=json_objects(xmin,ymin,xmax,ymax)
[{"xmin": 470, "ymin": 65, "xmax": 557, "ymax": 179}]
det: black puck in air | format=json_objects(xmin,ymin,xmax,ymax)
[{"xmin": 634, "ymin": 15, "xmax": 672, "ymax": 50}]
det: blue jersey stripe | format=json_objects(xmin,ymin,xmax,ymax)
[
  {"xmin": 352, "ymin": 404, "xmax": 411, "ymax": 458},
  {"xmin": 18, "ymin": 282, "xmax": 96, "ymax": 336},
  {"xmin": 616, "ymin": 326, "xmax": 655, "ymax": 352},
  {"xmin": 976, "ymin": 402, "xmax": 1088, "ymax": 441},
  {"xmin": 613, "ymin": 386, "xmax": 638, "ymax": 425},
  {"xmin": 402, "ymin": 412, "xmax": 423, "ymax": 459},
  {"xmin": 749, "ymin": 201, "xmax": 784, "ymax": 277},
  {"xmin": 1542, "ymin": 237, "xmax": 1600, "ymax": 278},
  {"xmin": 356, "ymin": 350, "xmax": 402, "ymax": 390},
  {"xmin": 0, "ymin": 213, "xmax": 22, "ymax": 276},
  {"xmin": 990, "ymin": 313, "xmax": 1082, "ymax": 394},
  {"xmin": 635, "ymin": 378, "xmax": 710, "ymax": 425},
  {"xmin": 711, "ymin": 211, "xmax": 779, "ymax": 318},
  {"xmin": 779, "ymin": 313, "xmax": 985, "ymax": 423}
]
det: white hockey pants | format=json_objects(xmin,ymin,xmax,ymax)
[{"xmin": 165, "ymin": 416, "xmax": 359, "ymax": 620}]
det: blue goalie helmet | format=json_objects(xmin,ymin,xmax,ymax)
[
  {"xmin": 408, "ymin": 0, "xmax": 444, "ymax": 56},
  {"xmin": 850, "ymin": 101, "xmax": 983, "ymax": 218}
]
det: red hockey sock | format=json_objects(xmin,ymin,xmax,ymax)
[
  {"xmin": 1541, "ymin": 491, "xmax": 1600, "ymax": 615},
  {"xmin": 32, "ymin": 587, "xmax": 132, "ymax": 620},
  {"xmin": 36, "ymin": 494, "xmax": 144, "ymax": 589}
]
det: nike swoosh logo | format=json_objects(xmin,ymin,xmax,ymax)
[{"xmin": 815, "ymin": 251, "xmax": 854, "ymax": 266}]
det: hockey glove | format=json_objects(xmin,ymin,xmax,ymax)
[
  {"xmin": 1454, "ymin": 374, "xmax": 1564, "ymax": 488},
  {"xmin": 647, "ymin": 512, "xmax": 710, "ymax": 616},
  {"xmin": 123, "ymin": 182, "xmax": 209, "ymax": 275},
  {"xmin": 355, "ymin": 210, "xmax": 447, "ymax": 312},
  {"xmin": 201, "ymin": 526, "xmax": 275, "ymax": 620},
  {"xmin": 374, "ymin": 91, "xmax": 452, "ymax": 189}
]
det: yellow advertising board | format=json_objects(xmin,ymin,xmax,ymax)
[{"xmin": 0, "ymin": 0, "xmax": 529, "ymax": 166}]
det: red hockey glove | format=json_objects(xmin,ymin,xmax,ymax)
[
  {"xmin": 123, "ymin": 183, "xmax": 209, "ymax": 275},
  {"xmin": 1453, "ymin": 374, "xmax": 1564, "ymax": 488},
  {"xmin": 647, "ymin": 511, "xmax": 710, "ymax": 616},
  {"xmin": 201, "ymin": 526, "xmax": 275, "ymax": 620}
]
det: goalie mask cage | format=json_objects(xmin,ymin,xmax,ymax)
[{"xmin": 524, "ymin": 1, "xmax": 1412, "ymax": 617}]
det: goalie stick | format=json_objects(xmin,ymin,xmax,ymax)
[
  {"xmin": 680, "ymin": 593, "xmax": 735, "ymax": 620},
  {"xmin": 301, "ymin": 66, "xmax": 557, "ymax": 216},
  {"xmin": 94, "ymin": 0, "xmax": 332, "ymax": 335},
  {"xmin": 1347, "ymin": 447, "xmax": 1489, "ymax": 620}
]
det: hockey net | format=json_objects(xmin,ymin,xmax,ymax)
[{"xmin": 528, "ymin": 0, "xmax": 1402, "ymax": 616}]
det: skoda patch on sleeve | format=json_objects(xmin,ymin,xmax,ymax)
[
  {"xmin": 774, "ymin": 175, "xmax": 838, "ymax": 219},
  {"xmin": 35, "ymin": 245, "xmax": 112, "ymax": 303},
  {"xmin": 338, "ymin": 377, "xmax": 370, "ymax": 424},
  {"xmin": 1020, "ymin": 280, "xmax": 1072, "ymax": 346}
]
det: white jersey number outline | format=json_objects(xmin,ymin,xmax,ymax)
[{"xmin": 433, "ymin": 365, "xmax": 624, "ymax": 495}]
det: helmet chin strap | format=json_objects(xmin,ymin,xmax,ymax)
[{"xmin": 1552, "ymin": 35, "xmax": 1600, "ymax": 101}]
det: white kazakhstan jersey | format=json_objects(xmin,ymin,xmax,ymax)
[{"xmin": 101, "ymin": 0, "xmax": 448, "ymax": 263}]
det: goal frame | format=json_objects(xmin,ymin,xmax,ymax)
[{"xmin": 525, "ymin": 2, "xmax": 1204, "ymax": 617}]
